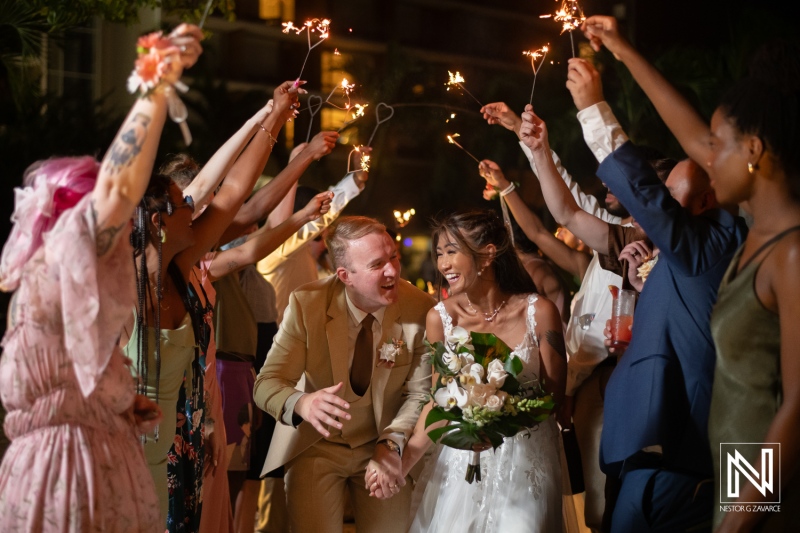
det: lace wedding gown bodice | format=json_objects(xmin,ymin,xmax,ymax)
[{"xmin": 410, "ymin": 294, "xmax": 562, "ymax": 533}]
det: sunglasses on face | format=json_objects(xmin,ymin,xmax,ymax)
[{"xmin": 166, "ymin": 195, "xmax": 195, "ymax": 215}]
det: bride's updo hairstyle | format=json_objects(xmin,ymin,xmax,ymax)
[
  {"xmin": 717, "ymin": 40, "xmax": 800, "ymax": 200},
  {"xmin": 431, "ymin": 209, "xmax": 537, "ymax": 297}
]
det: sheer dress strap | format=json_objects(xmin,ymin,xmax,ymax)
[
  {"xmin": 527, "ymin": 294, "xmax": 539, "ymax": 347},
  {"xmin": 434, "ymin": 301, "xmax": 453, "ymax": 336}
]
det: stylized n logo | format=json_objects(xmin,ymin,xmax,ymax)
[
  {"xmin": 727, "ymin": 449, "xmax": 773, "ymax": 497},
  {"xmin": 720, "ymin": 443, "xmax": 781, "ymax": 504}
]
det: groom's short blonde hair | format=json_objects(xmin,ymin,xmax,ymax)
[{"xmin": 325, "ymin": 216, "xmax": 387, "ymax": 270}]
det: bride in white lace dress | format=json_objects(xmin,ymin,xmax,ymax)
[{"xmin": 370, "ymin": 210, "xmax": 565, "ymax": 532}]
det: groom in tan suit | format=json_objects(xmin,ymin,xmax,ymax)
[{"xmin": 254, "ymin": 216, "xmax": 435, "ymax": 533}]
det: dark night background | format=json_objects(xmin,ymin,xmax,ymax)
[{"xmin": 0, "ymin": 0, "xmax": 795, "ymax": 282}]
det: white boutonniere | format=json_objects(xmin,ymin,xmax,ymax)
[{"xmin": 378, "ymin": 338, "xmax": 406, "ymax": 368}]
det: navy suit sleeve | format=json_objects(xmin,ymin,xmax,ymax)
[{"xmin": 597, "ymin": 142, "xmax": 735, "ymax": 277}]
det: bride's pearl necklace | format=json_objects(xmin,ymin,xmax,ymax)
[{"xmin": 466, "ymin": 295, "xmax": 507, "ymax": 322}]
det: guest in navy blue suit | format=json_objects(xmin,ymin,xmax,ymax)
[{"xmin": 520, "ymin": 105, "xmax": 748, "ymax": 532}]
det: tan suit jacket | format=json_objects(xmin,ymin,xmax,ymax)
[{"xmin": 254, "ymin": 275, "xmax": 434, "ymax": 476}]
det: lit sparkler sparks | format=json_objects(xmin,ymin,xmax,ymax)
[
  {"xmin": 541, "ymin": 0, "xmax": 585, "ymax": 57},
  {"xmin": 282, "ymin": 18, "xmax": 331, "ymax": 85},
  {"xmin": 445, "ymin": 71, "xmax": 483, "ymax": 108},
  {"xmin": 523, "ymin": 44, "xmax": 550, "ymax": 105},
  {"xmin": 337, "ymin": 103, "xmax": 369, "ymax": 132},
  {"xmin": 324, "ymin": 77, "xmax": 356, "ymax": 110},
  {"xmin": 446, "ymin": 133, "xmax": 480, "ymax": 164},
  {"xmin": 393, "ymin": 208, "xmax": 416, "ymax": 228},
  {"xmin": 347, "ymin": 145, "xmax": 371, "ymax": 174}
]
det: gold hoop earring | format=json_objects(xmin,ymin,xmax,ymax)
[{"xmin": 748, "ymin": 162, "xmax": 755, "ymax": 174}]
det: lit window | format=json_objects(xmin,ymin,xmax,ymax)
[{"xmin": 320, "ymin": 50, "xmax": 354, "ymax": 131}]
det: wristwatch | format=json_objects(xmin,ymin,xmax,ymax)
[{"xmin": 378, "ymin": 439, "xmax": 402, "ymax": 456}]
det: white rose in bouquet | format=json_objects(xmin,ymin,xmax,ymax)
[
  {"xmin": 467, "ymin": 383, "xmax": 495, "ymax": 407},
  {"xmin": 486, "ymin": 359, "xmax": 508, "ymax": 388},
  {"xmin": 485, "ymin": 391, "xmax": 508, "ymax": 412}
]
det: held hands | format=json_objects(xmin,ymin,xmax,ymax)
[
  {"xmin": 480, "ymin": 102, "xmax": 522, "ymax": 136},
  {"xmin": 294, "ymin": 382, "xmax": 351, "ymax": 437},
  {"xmin": 581, "ymin": 16, "xmax": 629, "ymax": 58},
  {"xmin": 519, "ymin": 105, "xmax": 550, "ymax": 153},
  {"xmin": 365, "ymin": 442, "xmax": 405, "ymax": 500},
  {"xmin": 306, "ymin": 131, "xmax": 339, "ymax": 161},
  {"xmin": 566, "ymin": 58, "xmax": 604, "ymax": 111},
  {"xmin": 300, "ymin": 191, "xmax": 334, "ymax": 223},
  {"xmin": 618, "ymin": 240, "xmax": 652, "ymax": 293}
]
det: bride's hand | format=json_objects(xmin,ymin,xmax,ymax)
[{"xmin": 365, "ymin": 443, "xmax": 405, "ymax": 500}]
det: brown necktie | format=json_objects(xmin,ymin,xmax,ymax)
[{"xmin": 350, "ymin": 314, "xmax": 375, "ymax": 396}]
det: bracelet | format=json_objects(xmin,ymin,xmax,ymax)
[
  {"xmin": 499, "ymin": 182, "xmax": 516, "ymax": 197},
  {"xmin": 258, "ymin": 123, "xmax": 277, "ymax": 148}
]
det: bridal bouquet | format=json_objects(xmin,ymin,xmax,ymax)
[{"xmin": 425, "ymin": 326, "xmax": 555, "ymax": 483}]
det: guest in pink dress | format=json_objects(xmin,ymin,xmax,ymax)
[{"xmin": 0, "ymin": 24, "xmax": 203, "ymax": 532}]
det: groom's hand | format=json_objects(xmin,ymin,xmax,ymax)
[
  {"xmin": 294, "ymin": 382, "xmax": 351, "ymax": 437},
  {"xmin": 365, "ymin": 443, "xmax": 405, "ymax": 500}
]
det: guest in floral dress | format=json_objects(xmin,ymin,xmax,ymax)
[{"xmin": 0, "ymin": 24, "xmax": 203, "ymax": 532}]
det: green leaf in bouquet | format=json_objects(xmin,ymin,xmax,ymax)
[
  {"xmin": 504, "ymin": 355, "xmax": 524, "ymax": 377},
  {"xmin": 500, "ymin": 375, "xmax": 521, "ymax": 394},
  {"xmin": 425, "ymin": 406, "xmax": 461, "ymax": 427},
  {"xmin": 427, "ymin": 424, "xmax": 458, "ymax": 444},
  {"xmin": 483, "ymin": 429, "xmax": 506, "ymax": 450},
  {"xmin": 470, "ymin": 332, "xmax": 512, "ymax": 364},
  {"xmin": 440, "ymin": 424, "xmax": 481, "ymax": 451}
]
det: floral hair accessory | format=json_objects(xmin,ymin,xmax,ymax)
[
  {"xmin": 378, "ymin": 338, "xmax": 406, "ymax": 368},
  {"xmin": 127, "ymin": 31, "xmax": 193, "ymax": 145}
]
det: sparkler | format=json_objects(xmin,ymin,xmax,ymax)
[
  {"xmin": 304, "ymin": 95, "xmax": 324, "ymax": 143},
  {"xmin": 366, "ymin": 103, "xmax": 395, "ymax": 147},
  {"xmin": 198, "ymin": 0, "xmax": 214, "ymax": 28},
  {"xmin": 347, "ymin": 145, "xmax": 371, "ymax": 174},
  {"xmin": 541, "ymin": 0, "xmax": 585, "ymax": 57},
  {"xmin": 337, "ymin": 103, "xmax": 369, "ymax": 132},
  {"xmin": 323, "ymin": 78, "xmax": 356, "ymax": 110},
  {"xmin": 393, "ymin": 209, "xmax": 416, "ymax": 228},
  {"xmin": 523, "ymin": 44, "xmax": 550, "ymax": 105},
  {"xmin": 446, "ymin": 134, "xmax": 480, "ymax": 164},
  {"xmin": 446, "ymin": 71, "xmax": 483, "ymax": 108},
  {"xmin": 282, "ymin": 18, "xmax": 331, "ymax": 85}
]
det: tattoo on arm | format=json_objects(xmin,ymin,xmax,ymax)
[
  {"xmin": 103, "ymin": 112, "xmax": 151, "ymax": 175},
  {"xmin": 226, "ymin": 261, "xmax": 239, "ymax": 274},
  {"xmin": 544, "ymin": 330, "xmax": 567, "ymax": 361},
  {"xmin": 92, "ymin": 200, "xmax": 128, "ymax": 257}
]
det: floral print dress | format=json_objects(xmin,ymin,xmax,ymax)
[{"xmin": 0, "ymin": 196, "xmax": 160, "ymax": 532}]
